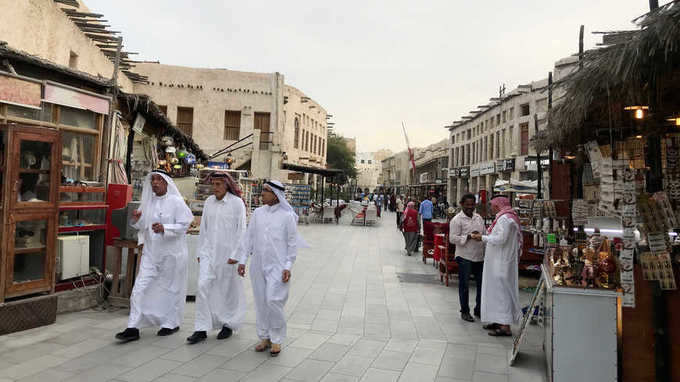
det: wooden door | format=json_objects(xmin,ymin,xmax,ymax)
[{"xmin": 254, "ymin": 112, "xmax": 271, "ymax": 150}]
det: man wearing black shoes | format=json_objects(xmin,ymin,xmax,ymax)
[
  {"xmin": 449, "ymin": 194, "xmax": 485, "ymax": 323},
  {"xmin": 186, "ymin": 172, "xmax": 247, "ymax": 345},
  {"xmin": 115, "ymin": 170, "xmax": 193, "ymax": 343}
]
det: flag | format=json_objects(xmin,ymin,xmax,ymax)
[{"xmin": 402, "ymin": 122, "xmax": 416, "ymax": 175}]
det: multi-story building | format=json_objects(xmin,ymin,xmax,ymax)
[
  {"xmin": 446, "ymin": 80, "xmax": 548, "ymax": 204},
  {"xmin": 356, "ymin": 152, "xmax": 382, "ymax": 191},
  {"xmin": 381, "ymin": 150, "xmax": 411, "ymax": 194},
  {"xmin": 446, "ymin": 56, "xmax": 578, "ymax": 204},
  {"xmin": 132, "ymin": 63, "xmax": 328, "ymax": 181}
]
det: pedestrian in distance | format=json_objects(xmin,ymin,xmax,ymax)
[
  {"xmin": 419, "ymin": 195, "xmax": 434, "ymax": 223},
  {"xmin": 186, "ymin": 172, "xmax": 247, "ymax": 344},
  {"xmin": 449, "ymin": 194, "xmax": 485, "ymax": 322},
  {"xmin": 237, "ymin": 180, "xmax": 306, "ymax": 357},
  {"xmin": 400, "ymin": 201, "xmax": 420, "ymax": 256},
  {"xmin": 470, "ymin": 195, "xmax": 522, "ymax": 336},
  {"xmin": 396, "ymin": 195, "xmax": 405, "ymax": 228},
  {"xmin": 115, "ymin": 170, "xmax": 193, "ymax": 343}
]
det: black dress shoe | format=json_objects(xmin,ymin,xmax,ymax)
[
  {"xmin": 474, "ymin": 309, "xmax": 481, "ymax": 318},
  {"xmin": 157, "ymin": 327, "xmax": 180, "ymax": 336},
  {"xmin": 461, "ymin": 312, "xmax": 475, "ymax": 322},
  {"xmin": 115, "ymin": 328, "xmax": 140, "ymax": 343},
  {"xmin": 217, "ymin": 326, "xmax": 233, "ymax": 340},
  {"xmin": 186, "ymin": 331, "xmax": 207, "ymax": 344}
]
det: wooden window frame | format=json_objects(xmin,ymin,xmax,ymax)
[
  {"xmin": 177, "ymin": 106, "xmax": 194, "ymax": 137},
  {"xmin": 520, "ymin": 123, "xmax": 529, "ymax": 156},
  {"xmin": 224, "ymin": 110, "xmax": 241, "ymax": 141}
]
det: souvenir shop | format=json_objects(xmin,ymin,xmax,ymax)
[{"xmin": 525, "ymin": 5, "xmax": 680, "ymax": 380}]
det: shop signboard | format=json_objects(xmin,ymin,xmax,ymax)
[
  {"xmin": 44, "ymin": 82, "xmax": 110, "ymax": 115},
  {"xmin": 287, "ymin": 172, "xmax": 305, "ymax": 180},
  {"xmin": 524, "ymin": 157, "xmax": 549, "ymax": 171},
  {"xmin": 419, "ymin": 172, "xmax": 429, "ymax": 184},
  {"xmin": 496, "ymin": 158, "xmax": 516, "ymax": 172},
  {"xmin": 449, "ymin": 168, "xmax": 460, "ymax": 177},
  {"xmin": 0, "ymin": 73, "xmax": 42, "ymax": 109},
  {"xmin": 470, "ymin": 164, "xmax": 481, "ymax": 177},
  {"xmin": 459, "ymin": 166, "xmax": 470, "ymax": 178},
  {"xmin": 480, "ymin": 161, "xmax": 495, "ymax": 175}
]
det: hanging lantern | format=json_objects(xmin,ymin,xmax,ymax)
[{"xmin": 624, "ymin": 105, "xmax": 649, "ymax": 120}]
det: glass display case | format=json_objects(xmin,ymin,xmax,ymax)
[
  {"xmin": 1, "ymin": 124, "xmax": 60, "ymax": 300},
  {"xmin": 58, "ymin": 186, "xmax": 107, "ymax": 234}
]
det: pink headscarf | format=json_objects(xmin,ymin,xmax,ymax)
[
  {"xmin": 406, "ymin": 201, "xmax": 415, "ymax": 209},
  {"xmin": 488, "ymin": 196, "xmax": 521, "ymax": 235}
]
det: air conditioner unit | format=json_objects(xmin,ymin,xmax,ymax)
[{"xmin": 57, "ymin": 235, "xmax": 90, "ymax": 281}]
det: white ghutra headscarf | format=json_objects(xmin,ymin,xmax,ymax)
[
  {"xmin": 264, "ymin": 180, "xmax": 309, "ymax": 248},
  {"xmin": 136, "ymin": 170, "xmax": 187, "ymax": 246}
]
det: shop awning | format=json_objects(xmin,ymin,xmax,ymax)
[{"xmin": 281, "ymin": 162, "xmax": 344, "ymax": 177}]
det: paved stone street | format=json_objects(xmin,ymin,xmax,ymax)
[{"xmin": 0, "ymin": 211, "xmax": 545, "ymax": 382}]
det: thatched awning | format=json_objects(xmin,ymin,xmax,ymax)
[
  {"xmin": 534, "ymin": 1, "xmax": 680, "ymax": 152},
  {"xmin": 118, "ymin": 92, "xmax": 208, "ymax": 161}
]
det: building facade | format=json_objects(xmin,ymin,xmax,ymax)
[
  {"xmin": 132, "ymin": 63, "xmax": 328, "ymax": 181},
  {"xmin": 446, "ymin": 56, "xmax": 578, "ymax": 204},
  {"xmin": 381, "ymin": 150, "xmax": 412, "ymax": 194},
  {"xmin": 356, "ymin": 152, "xmax": 382, "ymax": 191}
]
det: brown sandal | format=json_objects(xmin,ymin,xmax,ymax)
[
  {"xmin": 270, "ymin": 343, "xmax": 281, "ymax": 357},
  {"xmin": 255, "ymin": 339, "xmax": 271, "ymax": 352}
]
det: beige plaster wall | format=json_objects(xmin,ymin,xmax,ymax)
[
  {"xmin": 282, "ymin": 85, "xmax": 328, "ymax": 169},
  {"xmin": 0, "ymin": 0, "xmax": 134, "ymax": 91}
]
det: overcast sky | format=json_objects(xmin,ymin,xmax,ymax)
[{"xmin": 87, "ymin": 0, "xmax": 659, "ymax": 153}]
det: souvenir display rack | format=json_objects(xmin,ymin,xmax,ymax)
[{"xmin": 285, "ymin": 183, "xmax": 311, "ymax": 219}]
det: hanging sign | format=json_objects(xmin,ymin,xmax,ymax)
[{"xmin": 44, "ymin": 82, "xmax": 110, "ymax": 114}]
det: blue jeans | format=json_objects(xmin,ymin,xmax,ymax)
[{"xmin": 456, "ymin": 257, "xmax": 483, "ymax": 315}]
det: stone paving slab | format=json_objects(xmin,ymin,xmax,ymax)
[{"xmin": 0, "ymin": 210, "xmax": 545, "ymax": 382}]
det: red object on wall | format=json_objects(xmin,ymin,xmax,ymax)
[
  {"xmin": 105, "ymin": 184, "xmax": 133, "ymax": 245},
  {"xmin": 479, "ymin": 190, "xmax": 487, "ymax": 204}
]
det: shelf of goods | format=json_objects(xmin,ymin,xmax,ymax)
[
  {"xmin": 56, "ymin": 185, "xmax": 107, "ymax": 285},
  {"xmin": 284, "ymin": 183, "xmax": 311, "ymax": 219}
]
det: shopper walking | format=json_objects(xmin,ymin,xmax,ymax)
[
  {"xmin": 187, "ymin": 172, "xmax": 247, "ymax": 344},
  {"xmin": 115, "ymin": 170, "xmax": 193, "ymax": 343},
  {"xmin": 237, "ymin": 180, "xmax": 305, "ymax": 356},
  {"xmin": 400, "ymin": 201, "xmax": 420, "ymax": 256}
]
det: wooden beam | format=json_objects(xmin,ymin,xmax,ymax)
[
  {"xmin": 54, "ymin": 0, "xmax": 79, "ymax": 7},
  {"xmin": 61, "ymin": 9, "xmax": 104, "ymax": 17}
]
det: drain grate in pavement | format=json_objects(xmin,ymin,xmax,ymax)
[{"xmin": 396, "ymin": 272, "xmax": 441, "ymax": 284}]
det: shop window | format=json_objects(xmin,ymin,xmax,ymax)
[
  {"xmin": 59, "ymin": 106, "xmax": 97, "ymax": 129},
  {"xmin": 6, "ymin": 103, "xmax": 52, "ymax": 122},
  {"xmin": 520, "ymin": 103, "xmax": 530, "ymax": 116},
  {"xmin": 520, "ymin": 123, "xmax": 529, "ymax": 155},
  {"xmin": 62, "ymin": 131, "xmax": 97, "ymax": 181},
  {"xmin": 294, "ymin": 118, "xmax": 300, "ymax": 149},
  {"xmin": 224, "ymin": 110, "xmax": 241, "ymax": 140},
  {"xmin": 177, "ymin": 107, "xmax": 193, "ymax": 136}
]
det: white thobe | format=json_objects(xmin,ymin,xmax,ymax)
[
  {"xmin": 194, "ymin": 194, "xmax": 247, "ymax": 332},
  {"xmin": 128, "ymin": 194, "xmax": 192, "ymax": 329},
  {"xmin": 480, "ymin": 215, "xmax": 522, "ymax": 325},
  {"xmin": 238, "ymin": 203, "xmax": 298, "ymax": 344}
]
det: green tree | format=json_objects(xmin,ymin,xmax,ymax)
[{"xmin": 326, "ymin": 131, "xmax": 357, "ymax": 184}]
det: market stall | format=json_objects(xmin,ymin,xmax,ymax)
[{"xmin": 530, "ymin": 4, "xmax": 680, "ymax": 380}]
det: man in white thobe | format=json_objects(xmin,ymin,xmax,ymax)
[
  {"xmin": 237, "ymin": 180, "xmax": 303, "ymax": 357},
  {"xmin": 470, "ymin": 195, "xmax": 522, "ymax": 336},
  {"xmin": 186, "ymin": 172, "xmax": 247, "ymax": 344},
  {"xmin": 116, "ymin": 170, "xmax": 193, "ymax": 343}
]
